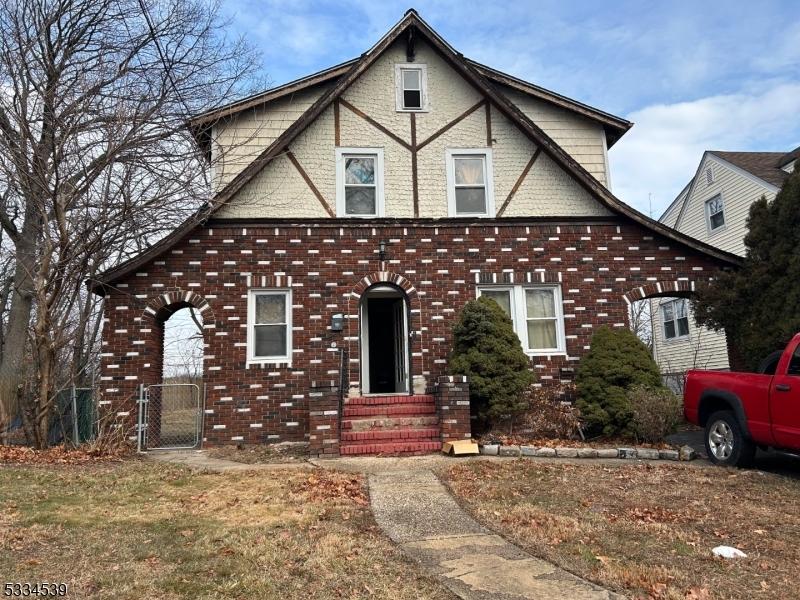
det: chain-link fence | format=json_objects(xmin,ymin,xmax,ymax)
[
  {"xmin": 138, "ymin": 383, "xmax": 201, "ymax": 450},
  {"xmin": 56, "ymin": 387, "xmax": 96, "ymax": 445}
]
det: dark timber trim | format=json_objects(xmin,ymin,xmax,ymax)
[
  {"xmin": 286, "ymin": 150, "xmax": 335, "ymax": 217},
  {"xmin": 410, "ymin": 113, "xmax": 419, "ymax": 217},
  {"xmin": 339, "ymin": 98, "xmax": 412, "ymax": 150},
  {"xmin": 485, "ymin": 102, "xmax": 492, "ymax": 146},
  {"xmin": 416, "ymin": 100, "xmax": 486, "ymax": 151},
  {"xmin": 496, "ymin": 148, "xmax": 542, "ymax": 217},
  {"xmin": 334, "ymin": 99, "xmax": 340, "ymax": 146}
]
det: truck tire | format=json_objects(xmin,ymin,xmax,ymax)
[{"xmin": 705, "ymin": 410, "xmax": 756, "ymax": 467}]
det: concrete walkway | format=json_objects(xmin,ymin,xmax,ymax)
[{"xmin": 368, "ymin": 468, "xmax": 622, "ymax": 600}]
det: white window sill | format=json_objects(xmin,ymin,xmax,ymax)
[
  {"xmin": 525, "ymin": 350, "xmax": 567, "ymax": 357},
  {"xmin": 247, "ymin": 358, "xmax": 292, "ymax": 366},
  {"xmin": 396, "ymin": 107, "xmax": 429, "ymax": 113}
]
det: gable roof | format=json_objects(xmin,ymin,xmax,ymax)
[
  {"xmin": 91, "ymin": 10, "xmax": 740, "ymax": 295},
  {"xmin": 188, "ymin": 28, "xmax": 632, "ymax": 154},
  {"xmin": 712, "ymin": 150, "xmax": 792, "ymax": 188},
  {"xmin": 664, "ymin": 147, "xmax": 796, "ymax": 225}
]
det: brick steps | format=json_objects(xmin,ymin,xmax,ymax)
[
  {"xmin": 342, "ymin": 415, "xmax": 439, "ymax": 431},
  {"xmin": 340, "ymin": 440, "xmax": 442, "ymax": 456},
  {"xmin": 344, "ymin": 394, "xmax": 435, "ymax": 405},
  {"xmin": 341, "ymin": 427, "xmax": 440, "ymax": 443},
  {"xmin": 339, "ymin": 394, "xmax": 441, "ymax": 456},
  {"xmin": 342, "ymin": 403, "xmax": 436, "ymax": 418}
]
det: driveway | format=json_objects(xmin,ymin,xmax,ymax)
[{"xmin": 668, "ymin": 427, "xmax": 800, "ymax": 478}]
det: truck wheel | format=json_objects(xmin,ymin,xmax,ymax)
[{"xmin": 705, "ymin": 411, "xmax": 755, "ymax": 467}]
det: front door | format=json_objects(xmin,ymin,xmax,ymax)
[{"xmin": 361, "ymin": 287, "xmax": 409, "ymax": 395}]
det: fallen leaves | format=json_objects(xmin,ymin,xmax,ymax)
[
  {"xmin": 293, "ymin": 473, "xmax": 368, "ymax": 506},
  {"xmin": 0, "ymin": 444, "xmax": 130, "ymax": 465}
]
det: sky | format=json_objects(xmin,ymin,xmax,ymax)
[{"xmin": 218, "ymin": 0, "xmax": 800, "ymax": 218}]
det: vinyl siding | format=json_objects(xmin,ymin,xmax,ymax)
[
  {"xmin": 675, "ymin": 155, "xmax": 777, "ymax": 257},
  {"xmin": 650, "ymin": 297, "xmax": 729, "ymax": 374}
]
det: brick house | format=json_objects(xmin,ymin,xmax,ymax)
[{"xmin": 92, "ymin": 10, "xmax": 739, "ymax": 456}]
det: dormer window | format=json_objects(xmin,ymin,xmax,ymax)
[{"xmin": 395, "ymin": 64, "xmax": 428, "ymax": 112}]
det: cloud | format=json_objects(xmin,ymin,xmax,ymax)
[{"xmin": 609, "ymin": 83, "xmax": 800, "ymax": 217}]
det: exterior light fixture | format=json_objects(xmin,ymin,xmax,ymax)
[{"xmin": 378, "ymin": 240, "xmax": 388, "ymax": 261}]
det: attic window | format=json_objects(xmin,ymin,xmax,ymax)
[
  {"xmin": 705, "ymin": 167, "xmax": 714, "ymax": 185},
  {"xmin": 395, "ymin": 64, "xmax": 428, "ymax": 112},
  {"xmin": 705, "ymin": 194, "xmax": 725, "ymax": 231}
]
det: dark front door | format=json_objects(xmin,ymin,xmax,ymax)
[{"xmin": 367, "ymin": 298, "xmax": 399, "ymax": 393}]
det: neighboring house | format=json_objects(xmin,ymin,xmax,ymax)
[
  {"xmin": 652, "ymin": 146, "xmax": 798, "ymax": 386},
  {"xmin": 93, "ymin": 10, "xmax": 738, "ymax": 455}
]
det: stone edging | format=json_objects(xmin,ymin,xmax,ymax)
[{"xmin": 479, "ymin": 444, "xmax": 697, "ymax": 461}]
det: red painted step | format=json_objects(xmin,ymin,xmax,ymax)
[
  {"xmin": 340, "ymin": 440, "xmax": 442, "ymax": 456},
  {"xmin": 341, "ymin": 427, "xmax": 440, "ymax": 443}
]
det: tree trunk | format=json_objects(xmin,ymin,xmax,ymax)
[{"xmin": 0, "ymin": 237, "xmax": 36, "ymax": 437}]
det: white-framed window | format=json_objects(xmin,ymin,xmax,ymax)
[
  {"xmin": 477, "ymin": 285, "xmax": 566, "ymax": 355},
  {"xmin": 661, "ymin": 298, "xmax": 689, "ymax": 340},
  {"xmin": 705, "ymin": 194, "xmax": 725, "ymax": 231},
  {"xmin": 335, "ymin": 148, "xmax": 384, "ymax": 218},
  {"xmin": 446, "ymin": 149, "xmax": 495, "ymax": 217},
  {"xmin": 394, "ymin": 63, "xmax": 428, "ymax": 111},
  {"xmin": 247, "ymin": 289, "xmax": 292, "ymax": 363}
]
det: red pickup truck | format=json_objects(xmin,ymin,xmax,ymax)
[{"xmin": 684, "ymin": 332, "xmax": 800, "ymax": 467}]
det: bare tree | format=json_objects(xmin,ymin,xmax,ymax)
[
  {"xmin": 0, "ymin": 0, "xmax": 261, "ymax": 447},
  {"xmin": 628, "ymin": 299, "xmax": 652, "ymax": 351}
]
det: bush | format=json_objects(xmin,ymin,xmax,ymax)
[
  {"xmin": 519, "ymin": 384, "xmax": 582, "ymax": 439},
  {"xmin": 628, "ymin": 385, "xmax": 682, "ymax": 443},
  {"xmin": 450, "ymin": 296, "xmax": 534, "ymax": 429},
  {"xmin": 576, "ymin": 326, "xmax": 663, "ymax": 437}
]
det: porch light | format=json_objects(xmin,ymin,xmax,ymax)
[{"xmin": 378, "ymin": 240, "xmax": 388, "ymax": 261}]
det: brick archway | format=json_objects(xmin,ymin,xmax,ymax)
[
  {"xmin": 622, "ymin": 280, "xmax": 697, "ymax": 304},
  {"xmin": 351, "ymin": 271, "xmax": 419, "ymax": 308},
  {"xmin": 142, "ymin": 289, "xmax": 216, "ymax": 325}
]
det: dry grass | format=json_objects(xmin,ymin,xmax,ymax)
[
  {"xmin": 444, "ymin": 461, "xmax": 800, "ymax": 600},
  {"xmin": 0, "ymin": 460, "xmax": 452, "ymax": 599},
  {"xmin": 207, "ymin": 443, "xmax": 309, "ymax": 464}
]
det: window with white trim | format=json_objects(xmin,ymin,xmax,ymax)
[
  {"xmin": 661, "ymin": 298, "xmax": 689, "ymax": 340},
  {"xmin": 446, "ymin": 149, "xmax": 495, "ymax": 217},
  {"xmin": 335, "ymin": 148, "xmax": 384, "ymax": 217},
  {"xmin": 705, "ymin": 194, "xmax": 725, "ymax": 231},
  {"xmin": 477, "ymin": 285, "xmax": 566, "ymax": 354},
  {"xmin": 395, "ymin": 63, "xmax": 427, "ymax": 111},
  {"xmin": 247, "ymin": 290, "xmax": 292, "ymax": 363}
]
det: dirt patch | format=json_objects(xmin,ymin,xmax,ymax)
[
  {"xmin": 207, "ymin": 442, "xmax": 309, "ymax": 464},
  {"xmin": 1, "ymin": 460, "xmax": 452, "ymax": 599},
  {"xmin": 444, "ymin": 460, "xmax": 800, "ymax": 600}
]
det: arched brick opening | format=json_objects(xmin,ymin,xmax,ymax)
[
  {"xmin": 621, "ymin": 280, "xmax": 697, "ymax": 305},
  {"xmin": 142, "ymin": 289, "xmax": 216, "ymax": 325},
  {"xmin": 348, "ymin": 272, "xmax": 423, "ymax": 396}
]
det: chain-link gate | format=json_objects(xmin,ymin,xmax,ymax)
[{"xmin": 137, "ymin": 383, "xmax": 202, "ymax": 450}]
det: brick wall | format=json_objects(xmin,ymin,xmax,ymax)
[
  {"xmin": 99, "ymin": 217, "xmax": 725, "ymax": 446},
  {"xmin": 436, "ymin": 375, "xmax": 471, "ymax": 441},
  {"xmin": 308, "ymin": 383, "xmax": 341, "ymax": 457}
]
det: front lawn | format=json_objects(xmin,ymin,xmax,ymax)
[
  {"xmin": 444, "ymin": 461, "xmax": 800, "ymax": 600},
  {"xmin": 0, "ymin": 460, "xmax": 451, "ymax": 599}
]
